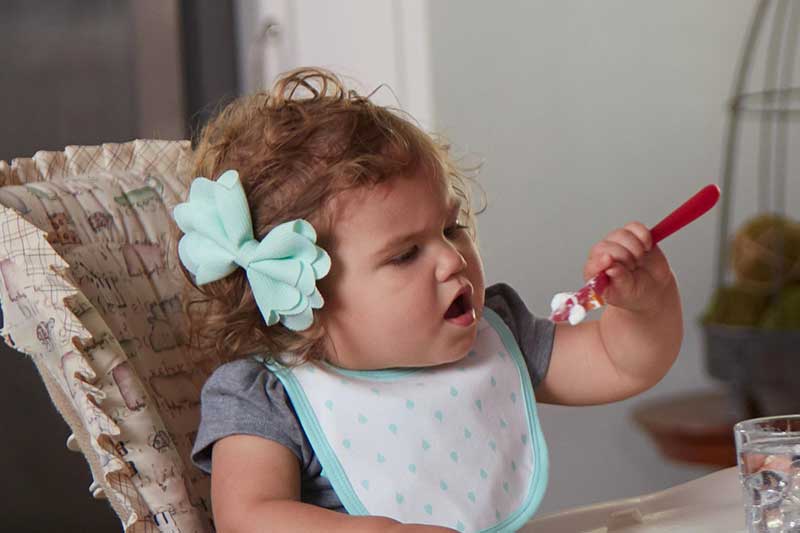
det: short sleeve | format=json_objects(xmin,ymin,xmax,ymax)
[
  {"xmin": 484, "ymin": 283, "xmax": 555, "ymax": 387},
  {"xmin": 191, "ymin": 358, "xmax": 308, "ymax": 474}
]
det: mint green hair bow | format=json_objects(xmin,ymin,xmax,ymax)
[{"xmin": 172, "ymin": 169, "xmax": 331, "ymax": 331}]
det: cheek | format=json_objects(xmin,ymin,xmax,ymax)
[
  {"xmin": 331, "ymin": 274, "xmax": 420, "ymax": 325},
  {"xmin": 371, "ymin": 276, "xmax": 441, "ymax": 334}
]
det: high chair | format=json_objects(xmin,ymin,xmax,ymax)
[{"xmin": 0, "ymin": 140, "xmax": 216, "ymax": 532}]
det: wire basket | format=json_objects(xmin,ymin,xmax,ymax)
[{"xmin": 702, "ymin": 0, "xmax": 800, "ymax": 417}]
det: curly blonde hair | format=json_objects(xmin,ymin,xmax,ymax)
[{"xmin": 181, "ymin": 67, "xmax": 481, "ymax": 365}]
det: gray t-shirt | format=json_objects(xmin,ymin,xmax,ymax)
[{"xmin": 191, "ymin": 282, "xmax": 555, "ymax": 513}]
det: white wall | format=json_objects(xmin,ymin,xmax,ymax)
[
  {"xmin": 428, "ymin": 0, "xmax": 800, "ymax": 515},
  {"xmin": 234, "ymin": 0, "xmax": 434, "ymax": 127}
]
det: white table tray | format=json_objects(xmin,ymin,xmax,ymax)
[{"xmin": 521, "ymin": 467, "xmax": 745, "ymax": 532}]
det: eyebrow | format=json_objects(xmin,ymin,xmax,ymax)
[{"xmin": 373, "ymin": 200, "xmax": 460, "ymax": 259}]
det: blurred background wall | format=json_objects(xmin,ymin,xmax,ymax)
[{"xmin": 3, "ymin": 0, "xmax": 799, "ymax": 529}]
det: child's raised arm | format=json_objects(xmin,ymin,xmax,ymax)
[
  {"xmin": 535, "ymin": 222, "xmax": 683, "ymax": 406},
  {"xmin": 210, "ymin": 435, "xmax": 458, "ymax": 532}
]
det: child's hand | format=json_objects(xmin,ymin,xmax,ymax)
[{"xmin": 584, "ymin": 222, "xmax": 674, "ymax": 314}]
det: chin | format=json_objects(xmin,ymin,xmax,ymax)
[
  {"xmin": 416, "ymin": 345, "xmax": 469, "ymax": 367},
  {"xmin": 442, "ymin": 329, "xmax": 478, "ymax": 365},
  {"xmin": 444, "ymin": 350, "xmax": 469, "ymax": 365}
]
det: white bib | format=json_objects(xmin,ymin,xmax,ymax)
[{"xmin": 264, "ymin": 308, "xmax": 548, "ymax": 532}]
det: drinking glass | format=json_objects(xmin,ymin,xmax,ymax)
[{"xmin": 735, "ymin": 415, "xmax": 800, "ymax": 532}]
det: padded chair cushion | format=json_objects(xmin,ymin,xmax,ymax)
[{"xmin": 0, "ymin": 140, "xmax": 218, "ymax": 532}]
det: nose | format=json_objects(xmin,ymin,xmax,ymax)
[{"xmin": 435, "ymin": 241, "xmax": 467, "ymax": 283}]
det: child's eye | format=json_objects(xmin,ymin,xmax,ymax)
[
  {"xmin": 444, "ymin": 224, "xmax": 469, "ymax": 239},
  {"xmin": 390, "ymin": 245, "xmax": 419, "ymax": 265}
]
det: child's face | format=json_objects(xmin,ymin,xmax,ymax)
[{"xmin": 319, "ymin": 171, "xmax": 485, "ymax": 369}]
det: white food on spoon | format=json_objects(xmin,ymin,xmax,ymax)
[
  {"xmin": 550, "ymin": 291, "xmax": 588, "ymax": 325},
  {"xmin": 550, "ymin": 292, "xmax": 571, "ymax": 312},
  {"xmin": 568, "ymin": 303, "xmax": 587, "ymax": 325}
]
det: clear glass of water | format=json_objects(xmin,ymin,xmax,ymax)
[{"xmin": 735, "ymin": 415, "xmax": 800, "ymax": 532}]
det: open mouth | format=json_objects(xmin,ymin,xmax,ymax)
[{"xmin": 444, "ymin": 288, "xmax": 475, "ymax": 325}]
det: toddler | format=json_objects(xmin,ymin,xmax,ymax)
[{"xmin": 178, "ymin": 68, "xmax": 683, "ymax": 533}]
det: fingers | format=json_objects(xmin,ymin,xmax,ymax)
[
  {"xmin": 622, "ymin": 221, "xmax": 653, "ymax": 253},
  {"xmin": 584, "ymin": 222, "xmax": 655, "ymax": 280},
  {"xmin": 609, "ymin": 223, "xmax": 651, "ymax": 263},
  {"xmin": 582, "ymin": 222, "xmax": 673, "ymax": 311},
  {"xmin": 584, "ymin": 251, "xmax": 614, "ymax": 280},
  {"xmin": 605, "ymin": 262, "xmax": 635, "ymax": 294},
  {"xmin": 592, "ymin": 223, "xmax": 651, "ymax": 265}
]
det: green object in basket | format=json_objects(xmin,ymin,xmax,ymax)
[
  {"xmin": 732, "ymin": 214, "xmax": 800, "ymax": 285},
  {"xmin": 702, "ymin": 284, "xmax": 771, "ymax": 327},
  {"xmin": 760, "ymin": 285, "xmax": 800, "ymax": 330}
]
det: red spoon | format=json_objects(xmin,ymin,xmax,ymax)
[{"xmin": 549, "ymin": 184, "xmax": 721, "ymax": 324}]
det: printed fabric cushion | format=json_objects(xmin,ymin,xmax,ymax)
[{"xmin": 0, "ymin": 140, "xmax": 218, "ymax": 532}]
